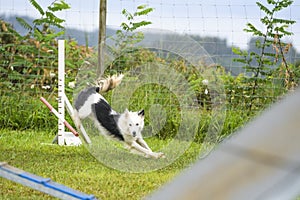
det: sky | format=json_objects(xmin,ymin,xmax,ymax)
[{"xmin": 0, "ymin": 0, "xmax": 299, "ymax": 51}]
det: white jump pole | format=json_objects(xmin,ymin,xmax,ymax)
[
  {"xmin": 57, "ymin": 40, "xmax": 82, "ymax": 146},
  {"xmin": 58, "ymin": 40, "xmax": 65, "ymax": 145}
]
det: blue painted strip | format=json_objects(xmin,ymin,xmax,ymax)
[
  {"xmin": 19, "ymin": 172, "xmax": 51, "ymax": 184},
  {"xmin": 0, "ymin": 164, "xmax": 97, "ymax": 199},
  {"xmin": 44, "ymin": 181, "xmax": 96, "ymax": 200},
  {"xmin": 19, "ymin": 172, "xmax": 96, "ymax": 199},
  {"xmin": 0, "ymin": 167, "xmax": 19, "ymax": 175}
]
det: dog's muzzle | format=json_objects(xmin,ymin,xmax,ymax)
[{"xmin": 132, "ymin": 131, "xmax": 136, "ymax": 137}]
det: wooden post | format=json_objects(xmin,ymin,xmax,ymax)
[{"xmin": 98, "ymin": 0, "xmax": 107, "ymax": 77}]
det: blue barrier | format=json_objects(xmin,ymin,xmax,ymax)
[{"xmin": 0, "ymin": 162, "xmax": 97, "ymax": 200}]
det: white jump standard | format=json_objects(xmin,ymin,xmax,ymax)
[{"xmin": 40, "ymin": 39, "xmax": 91, "ymax": 146}]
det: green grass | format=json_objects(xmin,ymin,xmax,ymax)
[{"xmin": 0, "ymin": 129, "xmax": 207, "ymax": 200}]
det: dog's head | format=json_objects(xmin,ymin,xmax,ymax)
[{"xmin": 123, "ymin": 109, "xmax": 145, "ymax": 138}]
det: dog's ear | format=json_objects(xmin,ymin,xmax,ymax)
[
  {"xmin": 138, "ymin": 109, "xmax": 144, "ymax": 117},
  {"xmin": 124, "ymin": 108, "xmax": 129, "ymax": 118}
]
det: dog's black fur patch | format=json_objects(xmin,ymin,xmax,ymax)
[
  {"xmin": 92, "ymin": 99, "xmax": 124, "ymax": 141},
  {"xmin": 138, "ymin": 109, "xmax": 144, "ymax": 116},
  {"xmin": 74, "ymin": 87, "xmax": 97, "ymax": 110}
]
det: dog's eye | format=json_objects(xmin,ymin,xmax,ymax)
[
  {"xmin": 129, "ymin": 124, "xmax": 132, "ymax": 126},
  {"xmin": 136, "ymin": 123, "xmax": 139, "ymax": 126}
]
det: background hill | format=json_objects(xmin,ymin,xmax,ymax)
[{"xmin": 2, "ymin": 14, "xmax": 299, "ymax": 75}]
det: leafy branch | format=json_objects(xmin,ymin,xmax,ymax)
[
  {"xmin": 0, "ymin": 0, "xmax": 72, "ymax": 91},
  {"xmin": 232, "ymin": 0, "xmax": 296, "ymax": 111},
  {"xmin": 16, "ymin": 0, "xmax": 70, "ymax": 34},
  {"xmin": 114, "ymin": 4, "xmax": 154, "ymax": 50}
]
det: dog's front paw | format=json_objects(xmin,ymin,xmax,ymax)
[
  {"xmin": 157, "ymin": 152, "xmax": 165, "ymax": 158},
  {"xmin": 152, "ymin": 152, "xmax": 165, "ymax": 159}
]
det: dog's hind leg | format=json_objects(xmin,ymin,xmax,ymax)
[
  {"xmin": 73, "ymin": 110, "xmax": 82, "ymax": 129},
  {"xmin": 73, "ymin": 97, "xmax": 93, "ymax": 129}
]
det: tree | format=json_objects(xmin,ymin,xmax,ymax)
[{"xmin": 98, "ymin": 0, "xmax": 107, "ymax": 77}]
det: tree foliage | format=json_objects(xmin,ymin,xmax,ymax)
[
  {"xmin": 232, "ymin": 0, "xmax": 297, "ymax": 111},
  {"xmin": 113, "ymin": 4, "xmax": 154, "ymax": 51},
  {"xmin": 0, "ymin": 0, "xmax": 92, "ymax": 92}
]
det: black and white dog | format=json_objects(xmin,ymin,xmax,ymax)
[{"xmin": 73, "ymin": 75, "xmax": 165, "ymax": 159}]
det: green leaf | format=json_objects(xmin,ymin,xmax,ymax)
[
  {"xmin": 32, "ymin": 18, "xmax": 43, "ymax": 26},
  {"xmin": 16, "ymin": 17, "xmax": 32, "ymax": 31},
  {"xmin": 120, "ymin": 22, "xmax": 130, "ymax": 31},
  {"xmin": 233, "ymin": 58, "xmax": 248, "ymax": 64},
  {"xmin": 232, "ymin": 47, "xmax": 242, "ymax": 55},
  {"xmin": 244, "ymin": 23, "xmax": 265, "ymax": 37},
  {"xmin": 250, "ymin": 51, "xmax": 259, "ymax": 57},
  {"xmin": 33, "ymin": 28, "xmax": 43, "ymax": 40},
  {"xmin": 48, "ymin": 0, "xmax": 70, "ymax": 12},
  {"xmin": 274, "ymin": 25, "xmax": 293, "ymax": 36},
  {"xmin": 265, "ymin": 39, "xmax": 274, "ymax": 45},
  {"xmin": 137, "ymin": 4, "xmax": 147, "ymax": 10},
  {"xmin": 260, "ymin": 16, "xmax": 270, "ymax": 25},
  {"xmin": 267, "ymin": 0, "xmax": 277, "ymax": 4},
  {"xmin": 261, "ymin": 57, "xmax": 273, "ymax": 65},
  {"xmin": 122, "ymin": 9, "xmax": 133, "ymax": 20},
  {"xmin": 278, "ymin": 0, "xmax": 293, "ymax": 8},
  {"xmin": 255, "ymin": 40, "xmax": 262, "ymax": 48},
  {"xmin": 131, "ymin": 21, "xmax": 152, "ymax": 30},
  {"xmin": 29, "ymin": 0, "xmax": 45, "ymax": 16},
  {"xmin": 44, "ymin": 30, "xmax": 65, "ymax": 41},
  {"xmin": 256, "ymin": 2, "xmax": 272, "ymax": 15},
  {"xmin": 264, "ymin": 52, "xmax": 276, "ymax": 57},
  {"xmin": 135, "ymin": 8, "xmax": 154, "ymax": 16},
  {"xmin": 232, "ymin": 47, "xmax": 249, "ymax": 57},
  {"xmin": 45, "ymin": 11, "xmax": 65, "ymax": 27},
  {"xmin": 272, "ymin": 18, "xmax": 296, "ymax": 24}
]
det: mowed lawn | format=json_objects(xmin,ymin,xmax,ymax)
[{"xmin": 0, "ymin": 129, "xmax": 205, "ymax": 200}]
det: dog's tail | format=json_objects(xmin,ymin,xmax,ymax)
[{"xmin": 96, "ymin": 74, "xmax": 124, "ymax": 93}]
